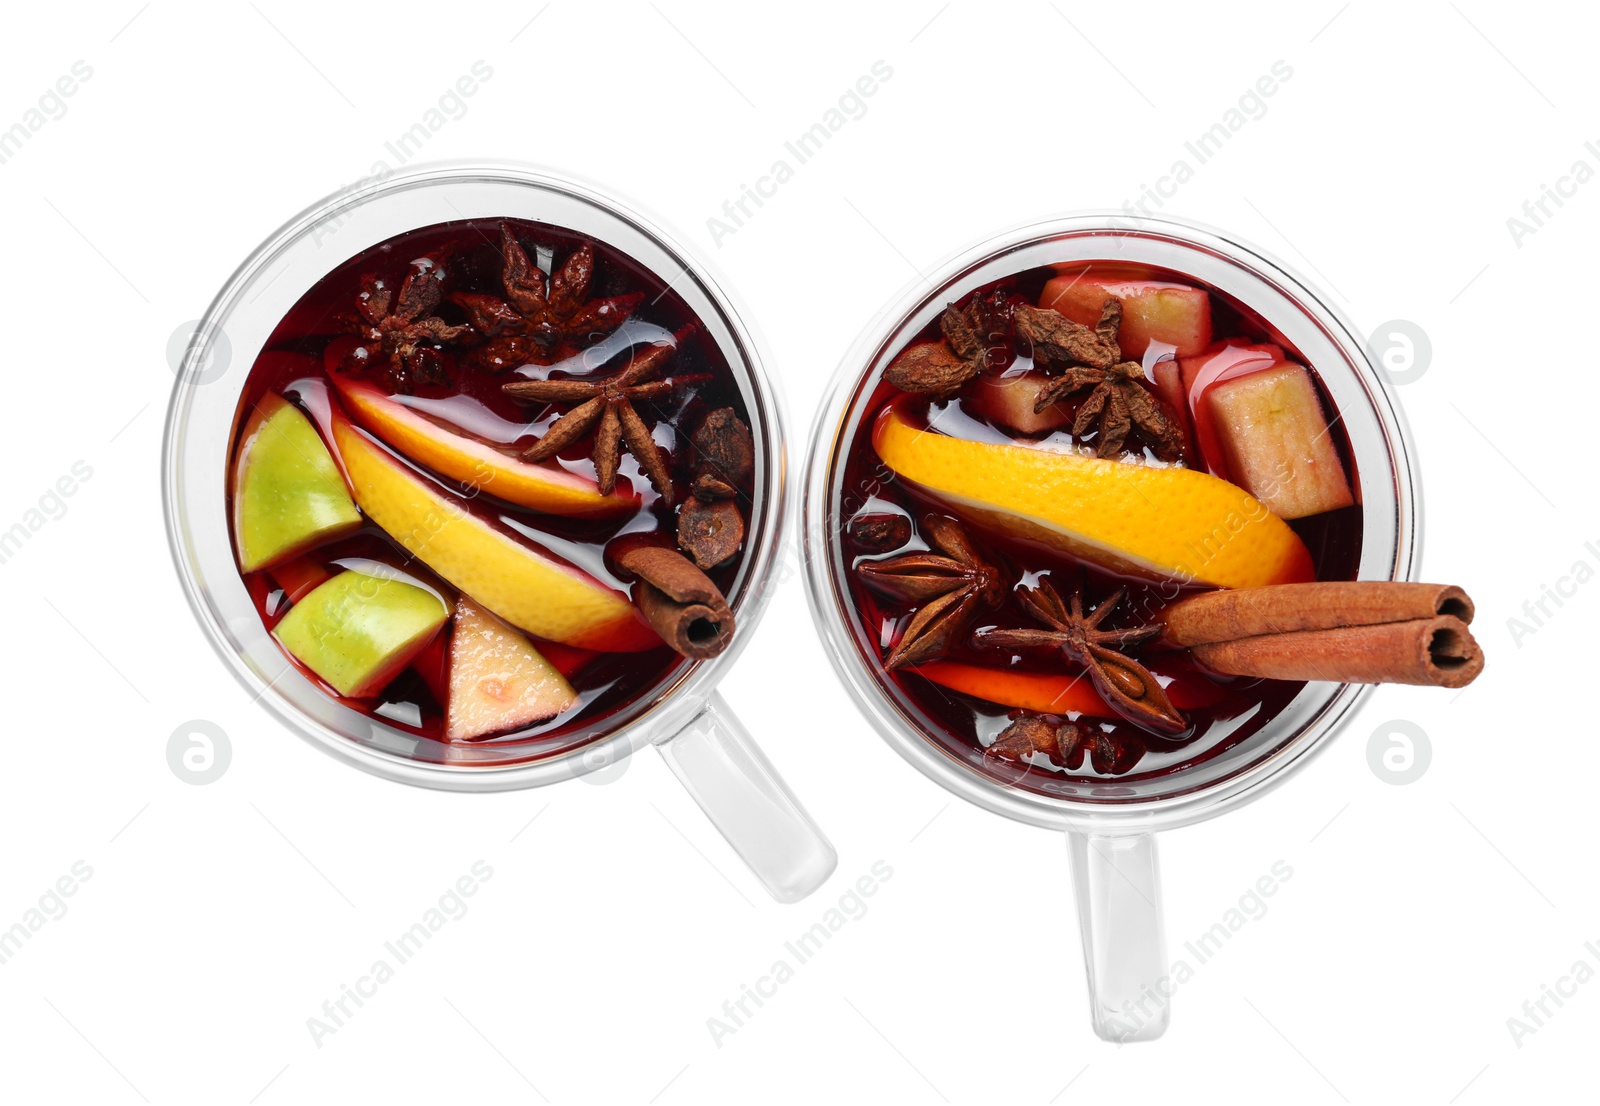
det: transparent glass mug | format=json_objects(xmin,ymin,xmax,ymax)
[
  {"xmin": 802, "ymin": 214, "xmax": 1417, "ymax": 1036},
  {"xmin": 163, "ymin": 162, "xmax": 836, "ymax": 903}
]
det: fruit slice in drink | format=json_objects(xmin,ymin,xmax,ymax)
[
  {"xmin": 1204, "ymin": 362, "xmax": 1354, "ymax": 520},
  {"xmin": 329, "ymin": 372, "xmax": 637, "ymax": 518},
  {"xmin": 964, "ymin": 371, "xmax": 1072, "ymax": 435},
  {"xmin": 328, "ymin": 414, "xmax": 660, "ymax": 652},
  {"xmin": 446, "ymin": 597, "xmax": 579, "ymax": 741},
  {"xmin": 873, "ymin": 399, "xmax": 1313, "ymax": 588},
  {"xmin": 273, "ymin": 569, "xmax": 449, "ymax": 697},
  {"xmin": 232, "ymin": 394, "xmax": 361, "ymax": 573},
  {"xmin": 1041, "ymin": 267, "xmax": 1212, "ymax": 357}
]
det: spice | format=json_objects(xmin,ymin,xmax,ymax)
[
  {"xmin": 985, "ymin": 713, "xmax": 1143, "ymax": 775},
  {"xmin": 452, "ymin": 224, "xmax": 642, "ymax": 369},
  {"xmin": 1015, "ymin": 299, "xmax": 1186, "ymax": 461},
  {"xmin": 677, "ymin": 496, "xmax": 743, "ymax": 569},
  {"xmin": 613, "ymin": 543, "xmax": 735, "ymax": 659},
  {"xmin": 988, "ymin": 714, "xmax": 1086, "ymax": 767},
  {"xmin": 503, "ymin": 331, "xmax": 697, "ymax": 504},
  {"xmin": 1158, "ymin": 581, "xmax": 1483, "ymax": 688},
  {"xmin": 338, "ymin": 254, "xmax": 472, "ymax": 393},
  {"xmin": 882, "ymin": 292, "xmax": 1014, "ymax": 399},
  {"xmin": 677, "ymin": 408, "xmax": 752, "ymax": 569},
  {"xmin": 1013, "ymin": 300, "xmax": 1120, "ymax": 370},
  {"xmin": 856, "ymin": 515, "xmax": 1005, "ymax": 669},
  {"xmin": 974, "ymin": 580, "xmax": 1187, "ymax": 737},
  {"xmin": 846, "ymin": 512, "xmax": 912, "ymax": 553}
]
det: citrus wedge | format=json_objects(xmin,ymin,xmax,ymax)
[
  {"xmin": 872, "ymin": 399, "xmax": 1314, "ymax": 588},
  {"xmin": 329, "ymin": 414, "xmax": 660, "ymax": 652},
  {"xmin": 330, "ymin": 374, "xmax": 636, "ymax": 518},
  {"xmin": 913, "ymin": 660, "xmax": 1226, "ymax": 717}
]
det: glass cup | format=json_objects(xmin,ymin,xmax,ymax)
[
  {"xmin": 163, "ymin": 161, "xmax": 836, "ymax": 903},
  {"xmin": 802, "ymin": 213, "xmax": 1417, "ymax": 1036}
]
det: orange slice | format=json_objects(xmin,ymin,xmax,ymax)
[
  {"xmin": 872, "ymin": 399, "xmax": 1313, "ymax": 588},
  {"xmin": 331, "ymin": 374, "xmax": 636, "ymax": 518}
]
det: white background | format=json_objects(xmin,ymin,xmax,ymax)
[{"xmin": 1, "ymin": 1, "xmax": 1592, "ymax": 1102}]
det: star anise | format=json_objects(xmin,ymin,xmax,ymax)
[
  {"xmin": 855, "ymin": 515, "xmax": 1005, "ymax": 669},
  {"xmin": 983, "ymin": 713, "xmax": 1145, "ymax": 775},
  {"xmin": 1014, "ymin": 300, "xmax": 1186, "ymax": 461},
  {"xmin": 974, "ymin": 579, "xmax": 1187, "ymax": 737},
  {"xmin": 339, "ymin": 254, "xmax": 473, "ymax": 393},
  {"xmin": 882, "ymin": 289, "xmax": 1016, "ymax": 399},
  {"xmin": 451, "ymin": 223, "xmax": 644, "ymax": 370},
  {"xmin": 502, "ymin": 332, "xmax": 697, "ymax": 506}
]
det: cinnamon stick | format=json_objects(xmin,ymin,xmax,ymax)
[
  {"xmin": 1159, "ymin": 582, "xmax": 1482, "ymax": 689},
  {"xmin": 1190, "ymin": 615, "xmax": 1482, "ymax": 688},
  {"xmin": 1159, "ymin": 582, "xmax": 1473, "ymax": 646},
  {"xmin": 615, "ymin": 544, "xmax": 735, "ymax": 660}
]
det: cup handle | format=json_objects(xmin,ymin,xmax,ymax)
[
  {"xmin": 1067, "ymin": 830, "xmax": 1171, "ymax": 1041},
  {"xmin": 654, "ymin": 691, "xmax": 838, "ymax": 903}
]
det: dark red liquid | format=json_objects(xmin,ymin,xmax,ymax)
[
  {"xmin": 834, "ymin": 264, "xmax": 1363, "ymax": 792},
  {"xmin": 229, "ymin": 219, "xmax": 753, "ymax": 763}
]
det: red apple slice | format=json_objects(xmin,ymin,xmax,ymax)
[
  {"xmin": 1204, "ymin": 363, "xmax": 1355, "ymax": 520},
  {"xmin": 446, "ymin": 598, "xmax": 579, "ymax": 741},
  {"xmin": 1177, "ymin": 341, "xmax": 1284, "ymax": 478},
  {"xmin": 1040, "ymin": 269, "xmax": 1213, "ymax": 357},
  {"xmin": 1150, "ymin": 361, "xmax": 1197, "ymax": 461},
  {"xmin": 328, "ymin": 373, "xmax": 637, "ymax": 518},
  {"xmin": 326, "ymin": 412, "xmax": 660, "ymax": 652},
  {"xmin": 964, "ymin": 371, "xmax": 1072, "ymax": 435}
]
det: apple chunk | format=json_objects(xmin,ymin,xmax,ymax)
[
  {"xmin": 1040, "ymin": 270, "xmax": 1212, "ymax": 357},
  {"xmin": 1205, "ymin": 363, "xmax": 1355, "ymax": 520},
  {"xmin": 274, "ymin": 570, "xmax": 449, "ymax": 698},
  {"xmin": 232, "ymin": 394, "xmax": 360, "ymax": 573},
  {"xmin": 446, "ymin": 598, "xmax": 579, "ymax": 741},
  {"xmin": 964, "ymin": 371, "xmax": 1071, "ymax": 435}
]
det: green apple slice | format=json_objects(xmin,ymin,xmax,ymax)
[
  {"xmin": 274, "ymin": 570, "xmax": 449, "ymax": 698},
  {"xmin": 233, "ymin": 393, "xmax": 361, "ymax": 573}
]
